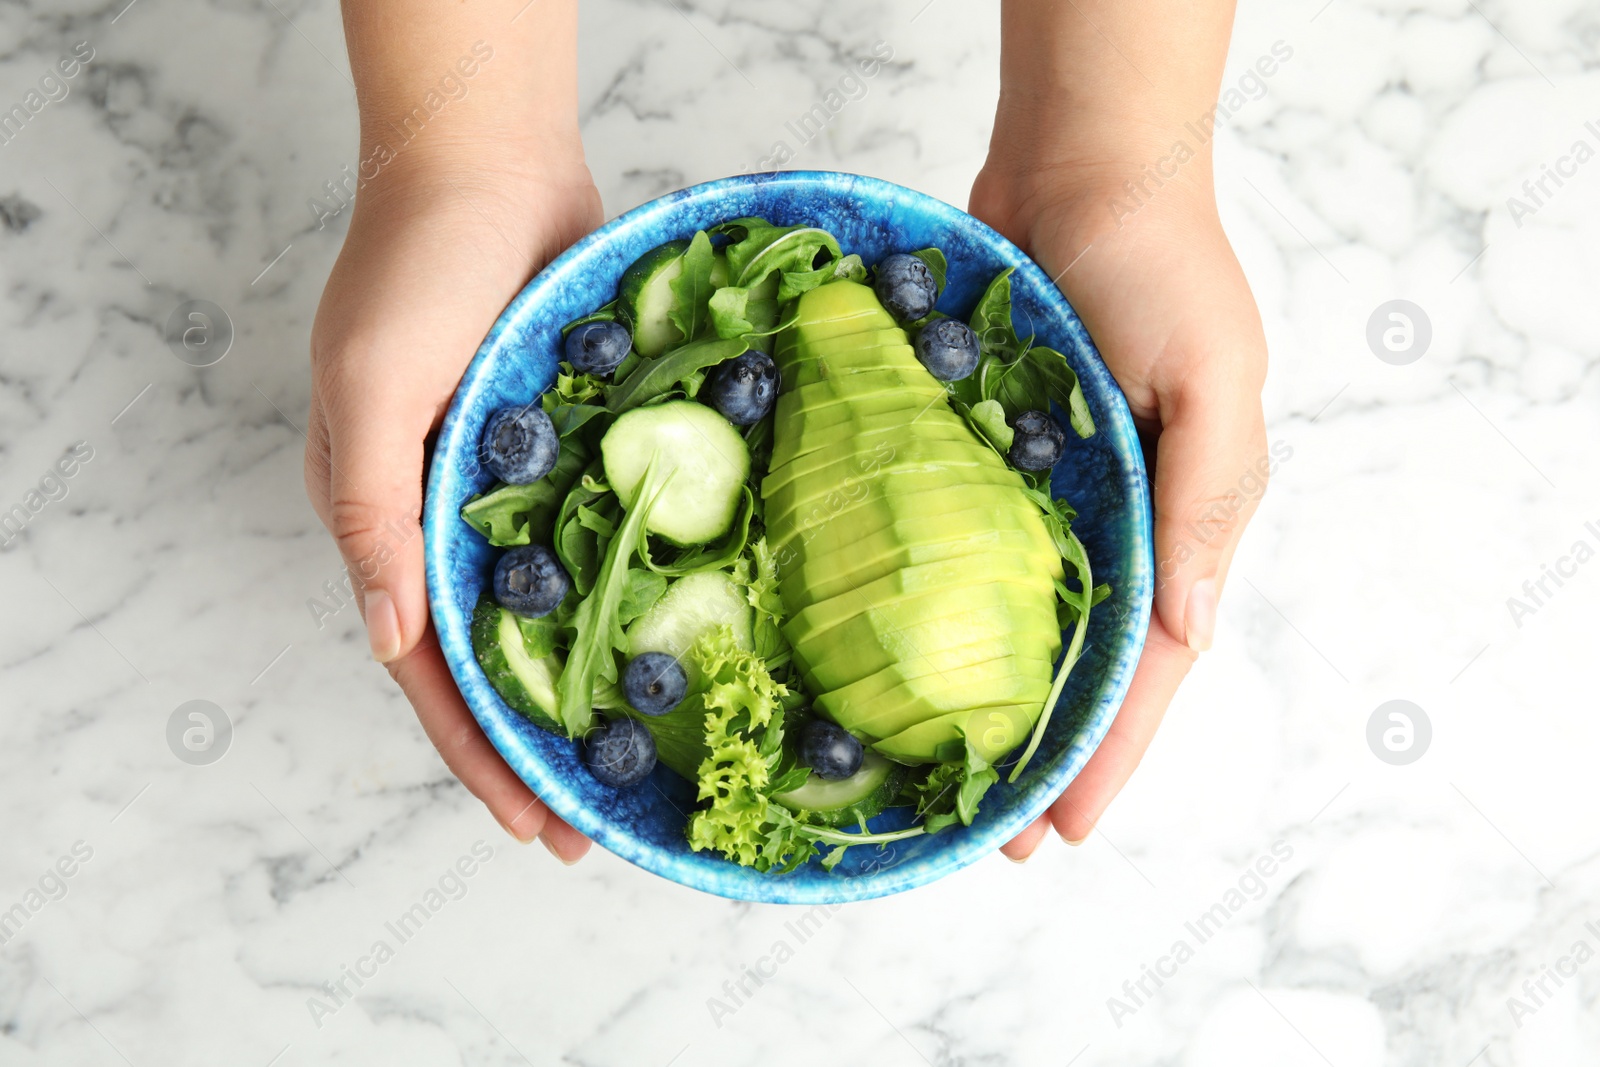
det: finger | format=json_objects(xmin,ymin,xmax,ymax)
[
  {"xmin": 322, "ymin": 363, "xmax": 437, "ymax": 663},
  {"xmin": 1150, "ymin": 371, "xmax": 1268, "ymax": 652},
  {"xmin": 390, "ymin": 630, "xmax": 556, "ymax": 844},
  {"xmin": 539, "ymin": 815, "xmax": 593, "ymax": 865},
  {"xmin": 1001, "ymin": 814, "xmax": 1051, "ymax": 862},
  {"xmin": 1048, "ymin": 621, "xmax": 1195, "ymax": 843}
]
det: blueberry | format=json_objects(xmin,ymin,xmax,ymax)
[
  {"xmin": 874, "ymin": 253, "xmax": 937, "ymax": 322},
  {"xmin": 801, "ymin": 720, "xmax": 864, "ymax": 781},
  {"xmin": 914, "ymin": 319, "xmax": 980, "ymax": 380},
  {"xmin": 623, "ymin": 652, "xmax": 688, "ymax": 716},
  {"xmin": 565, "ymin": 320, "xmax": 632, "ymax": 376},
  {"xmin": 480, "ymin": 405, "xmax": 559, "ymax": 485},
  {"xmin": 1008, "ymin": 409, "xmax": 1066, "ymax": 472},
  {"xmin": 492, "ymin": 543, "xmax": 570, "ymax": 618},
  {"xmin": 585, "ymin": 718, "xmax": 657, "ymax": 787},
  {"xmin": 703, "ymin": 351, "xmax": 779, "ymax": 426}
]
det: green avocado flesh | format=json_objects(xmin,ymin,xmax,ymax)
[
  {"xmin": 873, "ymin": 704, "xmax": 1038, "ymax": 765},
  {"xmin": 763, "ymin": 280, "xmax": 1063, "ymax": 762}
]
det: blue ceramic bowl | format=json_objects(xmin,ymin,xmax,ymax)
[{"xmin": 424, "ymin": 171, "xmax": 1152, "ymax": 903}]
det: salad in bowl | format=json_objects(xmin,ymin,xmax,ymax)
[{"xmin": 423, "ymin": 172, "xmax": 1152, "ymax": 903}]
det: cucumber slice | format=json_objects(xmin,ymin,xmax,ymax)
[
  {"xmin": 618, "ymin": 239, "xmax": 696, "ymax": 357},
  {"xmin": 601, "ymin": 400, "xmax": 750, "ymax": 545},
  {"xmin": 626, "ymin": 570, "xmax": 753, "ymax": 661},
  {"xmin": 773, "ymin": 752, "xmax": 906, "ymax": 827},
  {"xmin": 469, "ymin": 596, "xmax": 565, "ymax": 734}
]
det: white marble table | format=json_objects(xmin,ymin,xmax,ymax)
[{"xmin": 1, "ymin": 1, "xmax": 1595, "ymax": 1063}]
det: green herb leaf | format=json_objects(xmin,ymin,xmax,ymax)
[
  {"xmin": 911, "ymin": 733, "xmax": 998, "ymax": 834},
  {"xmin": 776, "ymin": 252, "xmax": 866, "ymax": 303},
  {"xmin": 638, "ymin": 486, "xmax": 754, "ymax": 577},
  {"xmin": 984, "ymin": 344, "xmax": 1096, "ymax": 439},
  {"xmin": 968, "ymin": 268, "xmax": 1028, "ymax": 363},
  {"xmin": 616, "ymin": 568, "xmax": 668, "ymax": 625},
  {"xmin": 715, "ymin": 218, "xmax": 843, "ymax": 287},
  {"xmin": 546, "ymin": 403, "xmax": 609, "ymax": 438},
  {"xmin": 552, "ymin": 463, "xmax": 613, "ymax": 594},
  {"xmin": 460, "ymin": 439, "xmax": 589, "ymax": 547},
  {"xmin": 668, "ymin": 230, "xmax": 716, "ymax": 342},
  {"xmin": 707, "ymin": 281, "xmax": 782, "ymax": 341},
  {"xmin": 560, "ymin": 299, "xmax": 617, "ymax": 337},
  {"xmin": 966, "ymin": 398, "xmax": 1014, "ymax": 454},
  {"xmin": 513, "ymin": 612, "xmax": 562, "ymax": 659},
  {"xmin": 554, "ymin": 457, "xmax": 675, "ymax": 737},
  {"xmin": 606, "ymin": 336, "xmax": 752, "ymax": 414}
]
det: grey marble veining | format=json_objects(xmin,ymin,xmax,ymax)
[{"xmin": 1, "ymin": 0, "xmax": 1597, "ymax": 1064}]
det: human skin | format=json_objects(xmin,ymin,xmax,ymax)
[
  {"xmin": 312, "ymin": 0, "xmax": 1266, "ymax": 865},
  {"xmin": 307, "ymin": 0, "xmax": 598, "ymax": 861}
]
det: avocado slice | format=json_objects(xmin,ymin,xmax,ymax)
[
  {"xmin": 781, "ymin": 522, "xmax": 1058, "ymax": 604},
  {"xmin": 790, "ymin": 594, "xmax": 1061, "ymax": 693},
  {"xmin": 813, "ymin": 636, "xmax": 1052, "ymax": 718},
  {"xmin": 786, "ymin": 552, "xmax": 1056, "ymax": 639},
  {"xmin": 769, "ymin": 418, "xmax": 981, "ymax": 484},
  {"xmin": 762, "ymin": 435, "xmax": 1012, "ymax": 510},
  {"xmin": 872, "ymin": 703, "xmax": 1040, "ymax": 765},
  {"xmin": 763, "ymin": 278, "xmax": 1070, "ymax": 776},
  {"xmin": 823, "ymin": 655, "xmax": 1055, "ymax": 740},
  {"xmin": 775, "ymin": 326, "xmax": 907, "ymax": 361},
  {"xmin": 772, "ymin": 487, "xmax": 1057, "ymax": 565},
  {"xmin": 766, "ymin": 472, "xmax": 1041, "ymax": 558},
  {"xmin": 781, "ymin": 346, "xmax": 922, "ymax": 390},
  {"xmin": 782, "ymin": 281, "xmax": 896, "ymax": 346}
]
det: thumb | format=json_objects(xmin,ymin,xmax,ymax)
[
  {"xmin": 1150, "ymin": 373, "xmax": 1269, "ymax": 652},
  {"xmin": 324, "ymin": 373, "xmax": 437, "ymax": 663}
]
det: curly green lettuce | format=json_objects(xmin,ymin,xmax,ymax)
[{"xmin": 682, "ymin": 624, "xmax": 818, "ymax": 873}]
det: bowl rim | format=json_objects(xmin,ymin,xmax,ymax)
[{"xmin": 424, "ymin": 169, "xmax": 1153, "ymax": 903}]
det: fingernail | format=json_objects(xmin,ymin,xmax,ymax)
[
  {"xmin": 541, "ymin": 835, "xmax": 579, "ymax": 866},
  {"xmin": 1064, "ymin": 834, "xmax": 1087, "ymax": 846},
  {"xmin": 364, "ymin": 588, "xmax": 402, "ymax": 663},
  {"xmin": 496, "ymin": 815, "xmax": 535, "ymax": 844},
  {"xmin": 1185, "ymin": 578, "xmax": 1216, "ymax": 653},
  {"xmin": 1007, "ymin": 850, "xmax": 1033, "ymax": 864}
]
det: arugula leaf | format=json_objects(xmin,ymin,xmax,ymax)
[
  {"xmin": 776, "ymin": 253, "xmax": 866, "ymax": 303},
  {"xmin": 965, "ymin": 398, "xmax": 1014, "ymax": 454},
  {"xmin": 554, "ymin": 457, "xmax": 674, "ymax": 737},
  {"xmin": 983, "ymin": 344, "xmax": 1096, "ymax": 439},
  {"xmin": 668, "ymin": 230, "xmax": 716, "ymax": 342},
  {"xmin": 606, "ymin": 336, "xmax": 751, "ymax": 414},
  {"xmin": 553, "ymin": 466, "xmax": 613, "ymax": 594},
  {"xmin": 714, "ymin": 218, "xmax": 843, "ymax": 287},
  {"xmin": 1009, "ymin": 525, "xmax": 1095, "ymax": 782},
  {"xmin": 513, "ymin": 612, "xmax": 562, "ymax": 659},
  {"xmin": 708, "ymin": 281, "xmax": 778, "ymax": 340},
  {"xmin": 617, "ymin": 568, "xmax": 668, "ymax": 625},
  {"xmin": 911, "ymin": 733, "xmax": 998, "ymax": 834},
  {"xmin": 460, "ymin": 439, "xmax": 589, "ymax": 546},
  {"xmin": 560, "ymin": 299, "xmax": 617, "ymax": 337},
  {"xmin": 638, "ymin": 486, "xmax": 754, "ymax": 577},
  {"xmin": 546, "ymin": 403, "xmax": 609, "ymax": 438},
  {"xmin": 968, "ymin": 268, "xmax": 1028, "ymax": 363}
]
